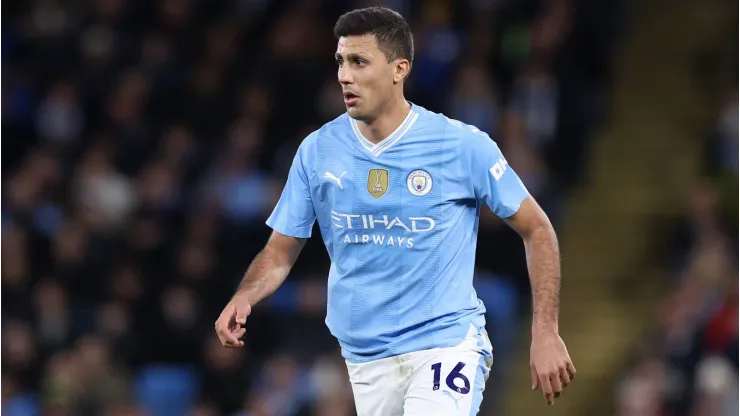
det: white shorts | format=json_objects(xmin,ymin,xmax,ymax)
[{"xmin": 346, "ymin": 325, "xmax": 494, "ymax": 416}]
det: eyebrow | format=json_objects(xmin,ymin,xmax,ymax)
[{"xmin": 335, "ymin": 52, "xmax": 370, "ymax": 61}]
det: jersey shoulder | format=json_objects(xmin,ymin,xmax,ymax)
[
  {"xmin": 419, "ymin": 107, "xmax": 499, "ymax": 156},
  {"xmin": 320, "ymin": 113, "xmax": 353, "ymax": 141},
  {"xmin": 296, "ymin": 113, "xmax": 351, "ymax": 153}
]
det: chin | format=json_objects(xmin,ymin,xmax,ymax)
[{"xmin": 346, "ymin": 106, "xmax": 363, "ymax": 119}]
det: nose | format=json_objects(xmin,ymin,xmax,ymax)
[{"xmin": 338, "ymin": 65, "xmax": 352, "ymax": 85}]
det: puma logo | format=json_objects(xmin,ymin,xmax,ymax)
[{"xmin": 324, "ymin": 171, "xmax": 347, "ymax": 189}]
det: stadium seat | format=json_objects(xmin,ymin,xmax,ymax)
[{"xmin": 135, "ymin": 365, "xmax": 200, "ymax": 416}]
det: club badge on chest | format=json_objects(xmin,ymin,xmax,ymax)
[{"xmin": 407, "ymin": 170, "xmax": 433, "ymax": 196}]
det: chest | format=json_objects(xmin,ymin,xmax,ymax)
[{"xmin": 310, "ymin": 145, "xmax": 451, "ymax": 222}]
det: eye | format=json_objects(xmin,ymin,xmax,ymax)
[{"xmin": 356, "ymin": 58, "xmax": 367, "ymax": 65}]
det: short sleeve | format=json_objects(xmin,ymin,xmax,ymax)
[
  {"xmin": 266, "ymin": 140, "xmax": 316, "ymax": 238},
  {"xmin": 469, "ymin": 132, "xmax": 530, "ymax": 218}
]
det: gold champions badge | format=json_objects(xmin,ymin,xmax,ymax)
[{"xmin": 367, "ymin": 169, "xmax": 389, "ymax": 199}]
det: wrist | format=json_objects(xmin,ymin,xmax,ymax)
[
  {"xmin": 232, "ymin": 290, "xmax": 254, "ymax": 306},
  {"xmin": 532, "ymin": 320, "xmax": 558, "ymax": 336}
]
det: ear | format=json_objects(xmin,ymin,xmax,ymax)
[{"xmin": 392, "ymin": 59, "xmax": 411, "ymax": 84}]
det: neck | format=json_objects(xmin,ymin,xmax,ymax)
[{"xmin": 358, "ymin": 96, "xmax": 411, "ymax": 145}]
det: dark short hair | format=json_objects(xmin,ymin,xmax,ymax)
[{"xmin": 333, "ymin": 7, "xmax": 414, "ymax": 63}]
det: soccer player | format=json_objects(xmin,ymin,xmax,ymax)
[{"xmin": 216, "ymin": 6, "xmax": 576, "ymax": 415}]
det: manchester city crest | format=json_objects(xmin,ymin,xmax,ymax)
[{"xmin": 407, "ymin": 170, "xmax": 432, "ymax": 196}]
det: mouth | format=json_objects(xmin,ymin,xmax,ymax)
[{"xmin": 343, "ymin": 91, "xmax": 359, "ymax": 106}]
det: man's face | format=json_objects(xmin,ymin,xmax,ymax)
[{"xmin": 335, "ymin": 34, "xmax": 396, "ymax": 121}]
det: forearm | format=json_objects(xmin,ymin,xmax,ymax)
[
  {"xmin": 233, "ymin": 246, "xmax": 293, "ymax": 306},
  {"xmin": 523, "ymin": 223, "xmax": 561, "ymax": 334}
]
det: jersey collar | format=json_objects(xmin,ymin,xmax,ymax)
[{"xmin": 349, "ymin": 103, "xmax": 419, "ymax": 158}]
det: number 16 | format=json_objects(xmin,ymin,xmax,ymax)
[{"xmin": 431, "ymin": 362, "xmax": 471, "ymax": 394}]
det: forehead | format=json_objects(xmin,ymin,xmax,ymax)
[{"xmin": 336, "ymin": 34, "xmax": 382, "ymax": 56}]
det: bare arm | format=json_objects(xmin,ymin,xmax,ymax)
[
  {"xmin": 233, "ymin": 230, "xmax": 307, "ymax": 306},
  {"xmin": 505, "ymin": 196, "xmax": 575, "ymax": 404},
  {"xmin": 504, "ymin": 196, "xmax": 561, "ymax": 334},
  {"xmin": 216, "ymin": 230, "xmax": 306, "ymax": 348}
]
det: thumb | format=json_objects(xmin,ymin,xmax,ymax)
[
  {"xmin": 531, "ymin": 364, "xmax": 539, "ymax": 391},
  {"xmin": 235, "ymin": 302, "xmax": 251, "ymax": 325}
]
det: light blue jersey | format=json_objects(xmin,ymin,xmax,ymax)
[{"xmin": 266, "ymin": 103, "xmax": 529, "ymax": 363}]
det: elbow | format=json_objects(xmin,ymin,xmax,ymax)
[{"xmin": 521, "ymin": 214, "xmax": 556, "ymax": 243}]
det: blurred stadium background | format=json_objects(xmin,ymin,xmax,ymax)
[{"xmin": 2, "ymin": 0, "xmax": 737, "ymax": 415}]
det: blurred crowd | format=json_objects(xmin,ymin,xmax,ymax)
[
  {"xmin": 615, "ymin": 94, "xmax": 739, "ymax": 416},
  {"xmin": 2, "ymin": 0, "xmax": 622, "ymax": 415}
]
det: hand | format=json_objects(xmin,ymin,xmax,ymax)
[
  {"xmin": 215, "ymin": 295, "xmax": 251, "ymax": 348},
  {"xmin": 530, "ymin": 330, "xmax": 576, "ymax": 405}
]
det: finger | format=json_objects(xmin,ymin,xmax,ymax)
[
  {"xmin": 221, "ymin": 332, "xmax": 244, "ymax": 348},
  {"xmin": 550, "ymin": 370, "xmax": 563, "ymax": 394},
  {"xmin": 235, "ymin": 303, "xmax": 251, "ymax": 325},
  {"xmin": 567, "ymin": 361, "xmax": 577, "ymax": 379},
  {"xmin": 232, "ymin": 327, "xmax": 246, "ymax": 340},
  {"xmin": 539, "ymin": 374, "xmax": 554, "ymax": 405},
  {"xmin": 560, "ymin": 366, "xmax": 571, "ymax": 388},
  {"xmin": 531, "ymin": 365, "xmax": 539, "ymax": 390},
  {"xmin": 217, "ymin": 324, "xmax": 240, "ymax": 346}
]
